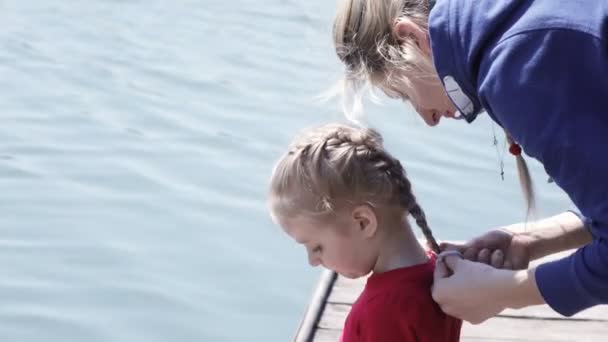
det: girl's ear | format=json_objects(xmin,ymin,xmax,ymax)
[
  {"xmin": 352, "ymin": 205, "xmax": 378, "ymax": 239},
  {"xmin": 392, "ymin": 18, "xmax": 432, "ymax": 56}
]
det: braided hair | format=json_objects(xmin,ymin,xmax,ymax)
[{"xmin": 269, "ymin": 123, "xmax": 440, "ymax": 253}]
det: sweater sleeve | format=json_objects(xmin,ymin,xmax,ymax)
[{"xmin": 477, "ymin": 28, "xmax": 608, "ymax": 316}]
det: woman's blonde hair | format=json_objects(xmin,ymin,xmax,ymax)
[
  {"xmin": 332, "ymin": 0, "xmax": 536, "ymax": 214},
  {"xmin": 332, "ymin": 0, "xmax": 436, "ymax": 119},
  {"xmin": 268, "ymin": 123, "xmax": 441, "ymax": 253},
  {"xmin": 507, "ymin": 135, "xmax": 536, "ymax": 217}
]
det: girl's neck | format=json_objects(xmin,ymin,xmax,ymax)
[{"xmin": 372, "ymin": 222, "xmax": 429, "ymax": 274}]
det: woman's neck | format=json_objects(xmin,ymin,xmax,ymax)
[{"xmin": 372, "ymin": 223, "xmax": 429, "ymax": 274}]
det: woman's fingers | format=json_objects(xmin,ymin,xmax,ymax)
[
  {"xmin": 439, "ymin": 242, "xmax": 466, "ymax": 252},
  {"xmin": 441, "ymin": 239, "xmax": 511, "ymax": 269},
  {"xmin": 441, "ymin": 254, "xmax": 463, "ymax": 272},
  {"xmin": 463, "ymin": 247, "xmax": 479, "ymax": 261},
  {"xmin": 431, "ymin": 259, "xmax": 511, "ymax": 324},
  {"xmin": 477, "ymin": 248, "xmax": 492, "ymax": 264},
  {"xmin": 434, "ymin": 254, "xmax": 451, "ymax": 279},
  {"xmin": 458, "ymin": 248, "xmax": 508, "ymax": 268},
  {"xmin": 490, "ymin": 249, "xmax": 505, "ymax": 268}
]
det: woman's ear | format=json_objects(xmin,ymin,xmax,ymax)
[
  {"xmin": 352, "ymin": 205, "xmax": 378, "ymax": 239},
  {"xmin": 393, "ymin": 19, "xmax": 432, "ymax": 56}
]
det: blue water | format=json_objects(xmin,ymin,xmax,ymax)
[{"xmin": 0, "ymin": 1, "xmax": 573, "ymax": 341}]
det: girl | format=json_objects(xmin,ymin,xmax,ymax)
[
  {"xmin": 268, "ymin": 123, "xmax": 461, "ymax": 341},
  {"xmin": 332, "ymin": 0, "xmax": 607, "ymax": 323}
]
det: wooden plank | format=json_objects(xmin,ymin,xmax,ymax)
[
  {"xmin": 461, "ymin": 316, "xmax": 608, "ymax": 342},
  {"xmin": 327, "ymin": 274, "xmax": 608, "ymax": 321},
  {"xmin": 500, "ymin": 305, "xmax": 608, "ymax": 321},
  {"xmin": 318, "ymin": 303, "xmax": 608, "ymax": 341},
  {"xmin": 326, "ymin": 275, "xmax": 364, "ymax": 304},
  {"xmin": 313, "ymin": 328, "xmax": 341, "ymax": 342},
  {"xmin": 317, "ymin": 303, "xmax": 349, "ymax": 330},
  {"xmin": 293, "ymin": 269, "xmax": 337, "ymax": 342}
]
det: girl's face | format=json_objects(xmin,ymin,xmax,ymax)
[
  {"xmin": 382, "ymin": 72, "xmax": 458, "ymax": 127},
  {"xmin": 279, "ymin": 212, "xmax": 378, "ymax": 279}
]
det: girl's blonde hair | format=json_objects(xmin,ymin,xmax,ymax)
[
  {"xmin": 268, "ymin": 123, "xmax": 441, "ymax": 253},
  {"xmin": 332, "ymin": 0, "xmax": 536, "ymax": 214}
]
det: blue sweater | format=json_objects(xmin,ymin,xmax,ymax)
[{"xmin": 429, "ymin": 0, "xmax": 608, "ymax": 316}]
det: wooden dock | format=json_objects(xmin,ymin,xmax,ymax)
[{"xmin": 293, "ymin": 248, "xmax": 608, "ymax": 342}]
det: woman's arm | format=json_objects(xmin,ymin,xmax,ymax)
[
  {"xmin": 521, "ymin": 211, "xmax": 592, "ymax": 261},
  {"xmin": 441, "ymin": 211, "xmax": 592, "ymax": 270}
]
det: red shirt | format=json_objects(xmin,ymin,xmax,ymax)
[{"xmin": 341, "ymin": 255, "xmax": 461, "ymax": 342}]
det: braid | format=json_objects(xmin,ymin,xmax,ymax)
[
  {"xmin": 276, "ymin": 124, "xmax": 442, "ymax": 254},
  {"xmin": 326, "ymin": 127, "xmax": 380, "ymax": 149},
  {"xmin": 409, "ymin": 203, "xmax": 440, "ymax": 254},
  {"xmin": 323, "ymin": 127, "xmax": 387, "ymax": 170},
  {"xmin": 382, "ymin": 155, "xmax": 441, "ymax": 254}
]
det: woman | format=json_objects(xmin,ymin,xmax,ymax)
[{"xmin": 332, "ymin": 0, "xmax": 607, "ymax": 323}]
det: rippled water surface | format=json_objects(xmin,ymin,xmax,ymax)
[{"xmin": 0, "ymin": 1, "xmax": 573, "ymax": 341}]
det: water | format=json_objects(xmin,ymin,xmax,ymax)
[{"xmin": 0, "ymin": 1, "xmax": 573, "ymax": 341}]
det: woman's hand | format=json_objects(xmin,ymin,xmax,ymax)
[
  {"xmin": 432, "ymin": 254, "xmax": 544, "ymax": 324},
  {"xmin": 432, "ymin": 213, "xmax": 591, "ymax": 323},
  {"xmin": 440, "ymin": 212, "xmax": 592, "ymax": 270},
  {"xmin": 440, "ymin": 227, "xmax": 534, "ymax": 270}
]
